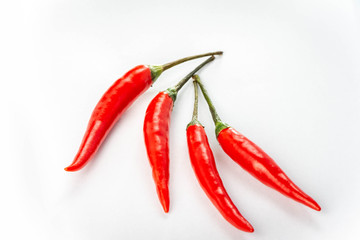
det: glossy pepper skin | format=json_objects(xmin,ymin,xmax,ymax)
[
  {"xmin": 143, "ymin": 92, "xmax": 173, "ymax": 212},
  {"xmin": 217, "ymin": 127, "xmax": 321, "ymax": 211},
  {"xmin": 65, "ymin": 65, "xmax": 152, "ymax": 171},
  {"xmin": 187, "ymin": 124, "xmax": 254, "ymax": 232},
  {"xmin": 143, "ymin": 56, "xmax": 215, "ymax": 212},
  {"xmin": 64, "ymin": 51, "xmax": 223, "ymax": 171},
  {"xmin": 195, "ymin": 76, "xmax": 321, "ymax": 211}
]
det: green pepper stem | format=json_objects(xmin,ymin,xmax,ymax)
[
  {"xmin": 165, "ymin": 56, "xmax": 215, "ymax": 102},
  {"xmin": 192, "ymin": 78, "xmax": 199, "ymax": 121},
  {"xmin": 186, "ymin": 77, "xmax": 203, "ymax": 128},
  {"xmin": 173, "ymin": 56, "xmax": 214, "ymax": 92},
  {"xmin": 162, "ymin": 51, "xmax": 222, "ymax": 71},
  {"xmin": 195, "ymin": 76, "xmax": 222, "ymax": 124}
]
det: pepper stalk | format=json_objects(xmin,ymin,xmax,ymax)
[
  {"xmin": 194, "ymin": 76, "xmax": 230, "ymax": 136},
  {"xmin": 149, "ymin": 51, "xmax": 222, "ymax": 82},
  {"xmin": 187, "ymin": 76, "xmax": 203, "ymax": 128},
  {"xmin": 165, "ymin": 56, "xmax": 215, "ymax": 102}
]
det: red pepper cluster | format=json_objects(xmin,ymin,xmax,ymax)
[{"xmin": 65, "ymin": 52, "xmax": 320, "ymax": 232}]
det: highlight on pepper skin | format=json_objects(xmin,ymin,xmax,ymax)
[{"xmin": 217, "ymin": 127, "xmax": 321, "ymax": 212}]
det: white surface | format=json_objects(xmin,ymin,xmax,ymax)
[{"xmin": 1, "ymin": 0, "xmax": 359, "ymax": 239}]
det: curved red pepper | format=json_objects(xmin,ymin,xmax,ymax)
[
  {"xmin": 143, "ymin": 57, "xmax": 215, "ymax": 212},
  {"xmin": 143, "ymin": 92, "xmax": 173, "ymax": 212},
  {"xmin": 217, "ymin": 127, "xmax": 321, "ymax": 211},
  {"xmin": 64, "ymin": 52, "xmax": 222, "ymax": 171},
  {"xmin": 187, "ymin": 124, "xmax": 254, "ymax": 232},
  {"xmin": 65, "ymin": 65, "xmax": 152, "ymax": 171},
  {"xmin": 195, "ymin": 76, "xmax": 321, "ymax": 211}
]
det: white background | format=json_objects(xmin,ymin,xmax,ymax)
[{"xmin": 1, "ymin": 0, "xmax": 359, "ymax": 239}]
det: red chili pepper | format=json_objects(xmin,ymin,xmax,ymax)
[
  {"xmin": 195, "ymin": 76, "xmax": 321, "ymax": 211},
  {"xmin": 144, "ymin": 56, "xmax": 215, "ymax": 213},
  {"xmin": 64, "ymin": 51, "xmax": 222, "ymax": 172},
  {"xmin": 186, "ymin": 79, "xmax": 254, "ymax": 232}
]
